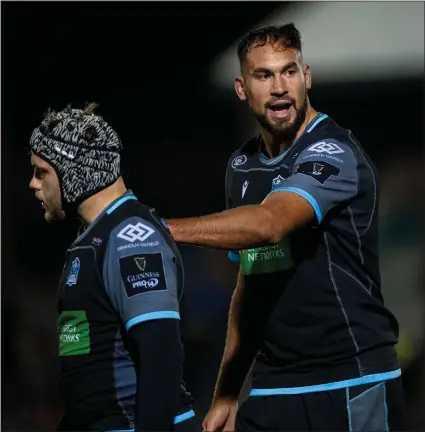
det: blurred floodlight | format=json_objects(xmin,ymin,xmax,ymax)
[{"xmin": 211, "ymin": 1, "xmax": 425, "ymax": 88}]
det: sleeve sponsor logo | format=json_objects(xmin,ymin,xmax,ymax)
[
  {"xmin": 295, "ymin": 161, "xmax": 340, "ymax": 184},
  {"xmin": 117, "ymin": 240, "xmax": 160, "ymax": 252},
  {"xmin": 307, "ymin": 142, "xmax": 345, "ymax": 155},
  {"xmin": 134, "ymin": 257, "xmax": 146, "ymax": 271},
  {"xmin": 117, "ymin": 222, "xmax": 155, "ymax": 243},
  {"xmin": 119, "ymin": 252, "xmax": 167, "ymax": 298}
]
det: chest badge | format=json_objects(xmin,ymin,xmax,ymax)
[{"xmin": 66, "ymin": 257, "xmax": 81, "ymax": 287}]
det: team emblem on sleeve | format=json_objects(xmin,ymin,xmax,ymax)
[
  {"xmin": 307, "ymin": 142, "xmax": 345, "ymax": 155},
  {"xmin": 231, "ymin": 155, "xmax": 247, "ymax": 169}
]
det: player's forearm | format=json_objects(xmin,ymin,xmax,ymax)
[
  {"xmin": 130, "ymin": 319, "xmax": 182, "ymax": 432},
  {"xmin": 213, "ymin": 327, "xmax": 255, "ymax": 402},
  {"xmin": 213, "ymin": 273, "xmax": 258, "ymax": 401},
  {"xmin": 167, "ymin": 205, "xmax": 278, "ymax": 249}
]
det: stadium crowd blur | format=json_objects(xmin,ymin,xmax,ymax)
[{"xmin": 2, "ymin": 2, "xmax": 424, "ymax": 431}]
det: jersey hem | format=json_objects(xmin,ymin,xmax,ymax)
[{"xmin": 249, "ymin": 368, "xmax": 401, "ymax": 396}]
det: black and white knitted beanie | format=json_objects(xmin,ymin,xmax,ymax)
[{"xmin": 29, "ymin": 105, "xmax": 123, "ymax": 206}]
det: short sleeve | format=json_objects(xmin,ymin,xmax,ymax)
[
  {"xmin": 225, "ymin": 155, "xmax": 241, "ymax": 263},
  {"xmin": 103, "ymin": 216, "xmax": 180, "ymax": 332},
  {"xmin": 269, "ymin": 139, "xmax": 359, "ymax": 223}
]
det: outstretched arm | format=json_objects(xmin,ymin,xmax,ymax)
[
  {"xmin": 167, "ymin": 139, "xmax": 360, "ymax": 250},
  {"xmin": 166, "ymin": 190, "xmax": 315, "ymax": 250}
]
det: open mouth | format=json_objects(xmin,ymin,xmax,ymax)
[
  {"xmin": 270, "ymin": 101, "xmax": 292, "ymax": 111},
  {"xmin": 268, "ymin": 101, "xmax": 293, "ymax": 118}
]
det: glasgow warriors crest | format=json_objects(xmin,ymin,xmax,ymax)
[{"xmin": 66, "ymin": 257, "xmax": 81, "ymax": 287}]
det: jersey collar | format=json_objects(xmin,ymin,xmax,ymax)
[
  {"xmin": 73, "ymin": 190, "xmax": 137, "ymax": 246},
  {"xmin": 259, "ymin": 112, "xmax": 328, "ymax": 166}
]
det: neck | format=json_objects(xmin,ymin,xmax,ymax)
[
  {"xmin": 78, "ymin": 177, "xmax": 127, "ymax": 226},
  {"xmin": 260, "ymin": 106, "xmax": 318, "ymax": 159}
]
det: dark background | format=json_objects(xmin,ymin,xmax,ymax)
[{"xmin": 2, "ymin": 2, "xmax": 424, "ymax": 430}]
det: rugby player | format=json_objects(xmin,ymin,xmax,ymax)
[
  {"xmin": 28, "ymin": 104, "xmax": 195, "ymax": 432},
  {"xmin": 166, "ymin": 24, "xmax": 405, "ymax": 431}
]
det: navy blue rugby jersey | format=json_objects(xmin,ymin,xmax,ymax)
[
  {"xmin": 225, "ymin": 113, "xmax": 400, "ymax": 389},
  {"xmin": 57, "ymin": 191, "xmax": 193, "ymax": 430}
]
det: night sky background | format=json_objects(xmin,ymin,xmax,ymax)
[{"xmin": 2, "ymin": 2, "xmax": 424, "ymax": 430}]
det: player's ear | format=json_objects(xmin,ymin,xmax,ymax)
[
  {"xmin": 304, "ymin": 64, "xmax": 312, "ymax": 91},
  {"xmin": 234, "ymin": 76, "xmax": 247, "ymax": 101}
]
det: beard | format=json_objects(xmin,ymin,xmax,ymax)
[
  {"xmin": 252, "ymin": 92, "xmax": 309, "ymax": 141},
  {"xmin": 43, "ymin": 197, "xmax": 66, "ymax": 223},
  {"xmin": 45, "ymin": 210, "xmax": 65, "ymax": 223},
  {"xmin": 44, "ymin": 208, "xmax": 66, "ymax": 223}
]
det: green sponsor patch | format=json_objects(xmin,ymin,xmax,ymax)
[
  {"xmin": 58, "ymin": 310, "xmax": 90, "ymax": 356},
  {"xmin": 240, "ymin": 239, "xmax": 294, "ymax": 275}
]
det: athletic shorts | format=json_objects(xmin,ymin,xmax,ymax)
[
  {"xmin": 57, "ymin": 409, "xmax": 197, "ymax": 432},
  {"xmin": 236, "ymin": 377, "xmax": 405, "ymax": 431}
]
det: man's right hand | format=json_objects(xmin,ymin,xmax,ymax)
[{"xmin": 202, "ymin": 398, "xmax": 238, "ymax": 432}]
